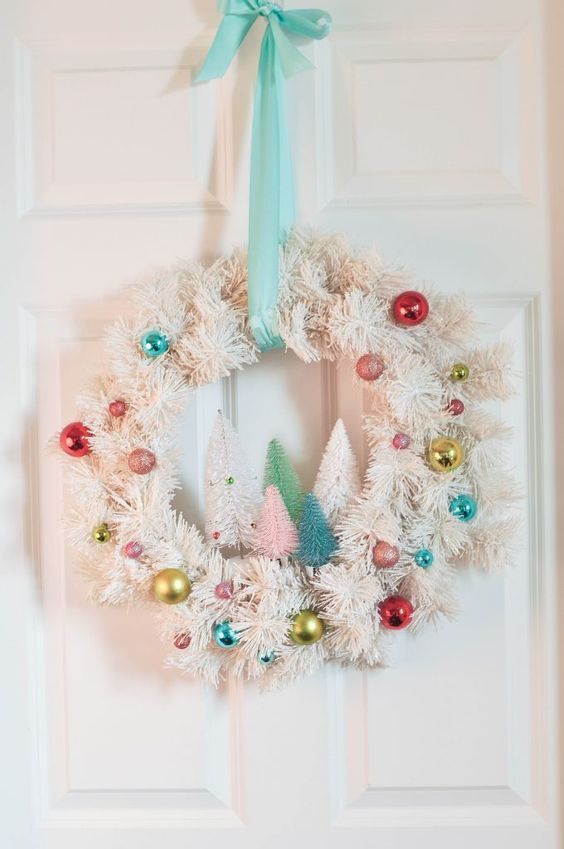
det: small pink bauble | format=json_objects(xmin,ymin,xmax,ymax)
[
  {"xmin": 356, "ymin": 353, "xmax": 385, "ymax": 382},
  {"xmin": 392, "ymin": 432, "xmax": 411, "ymax": 450},
  {"xmin": 215, "ymin": 580, "xmax": 234, "ymax": 600},
  {"xmin": 128, "ymin": 447, "xmax": 156, "ymax": 475},
  {"xmin": 448, "ymin": 398, "xmax": 465, "ymax": 416},
  {"xmin": 173, "ymin": 632, "xmax": 191, "ymax": 650},
  {"xmin": 372, "ymin": 541, "xmax": 400, "ymax": 568},
  {"xmin": 124, "ymin": 540, "xmax": 143, "ymax": 559},
  {"xmin": 109, "ymin": 399, "xmax": 127, "ymax": 418}
]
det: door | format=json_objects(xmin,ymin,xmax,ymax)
[{"xmin": 1, "ymin": 0, "xmax": 561, "ymax": 847}]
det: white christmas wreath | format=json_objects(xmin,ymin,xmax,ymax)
[{"xmin": 57, "ymin": 229, "xmax": 517, "ymax": 687}]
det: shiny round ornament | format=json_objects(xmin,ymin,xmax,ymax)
[
  {"xmin": 392, "ymin": 432, "xmax": 411, "ymax": 450},
  {"xmin": 450, "ymin": 363, "xmax": 470, "ymax": 382},
  {"xmin": 128, "ymin": 447, "xmax": 156, "ymax": 475},
  {"xmin": 173, "ymin": 632, "xmax": 191, "ymax": 650},
  {"xmin": 355, "ymin": 353, "xmax": 385, "ymax": 382},
  {"xmin": 290, "ymin": 609, "xmax": 325, "ymax": 645},
  {"xmin": 372, "ymin": 541, "xmax": 400, "ymax": 568},
  {"xmin": 153, "ymin": 568, "xmax": 191, "ymax": 604},
  {"xmin": 226, "ymin": 476, "xmax": 235, "ymax": 485},
  {"xmin": 449, "ymin": 494, "xmax": 477, "ymax": 522},
  {"xmin": 123, "ymin": 540, "xmax": 143, "ymax": 559},
  {"xmin": 393, "ymin": 290, "xmax": 429, "ymax": 326},
  {"xmin": 214, "ymin": 580, "xmax": 234, "ymax": 600},
  {"xmin": 109, "ymin": 399, "xmax": 127, "ymax": 418},
  {"xmin": 378, "ymin": 596, "xmax": 414, "ymax": 630},
  {"xmin": 212, "ymin": 531, "xmax": 220, "ymax": 541},
  {"xmin": 92, "ymin": 523, "xmax": 111, "ymax": 544},
  {"xmin": 59, "ymin": 421, "xmax": 92, "ymax": 457},
  {"xmin": 140, "ymin": 329, "xmax": 169, "ymax": 358},
  {"xmin": 427, "ymin": 436, "xmax": 465, "ymax": 473},
  {"xmin": 448, "ymin": 398, "xmax": 465, "ymax": 416},
  {"xmin": 213, "ymin": 620, "xmax": 239, "ymax": 649},
  {"xmin": 258, "ymin": 650, "xmax": 277, "ymax": 666},
  {"xmin": 414, "ymin": 548, "xmax": 434, "ymax": 568}
]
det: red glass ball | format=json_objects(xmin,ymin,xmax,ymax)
[
  {"xmin": 392, "ymin": 432, "xmax": 411, "ymax": 450},
  {"xmin": 393, "ymin": 291, "xmax": 429, "ymax": 326},
  {"xmin": 59, "ymin": 422, "xmax": 92, "ymax": 457},
  {"xmin": 448, "ymin": 398, "xmax": 465, "ymax": 416},
  {"xmin": 128, "ymin": 447, "xmax": 156, "ymax": 475},
  {"xmin": 356, "ymin": 353, "xmax": 385, "ymax": 382},
  {"xmin": 372, "ymin": 541, "xmax": 400, "ymax": 568},
  {"xmin": 109, "ymin": 399, "xmax": 127, "ymax": 418},
  {"xmin": 212, "ymin": 531, "xmax": 221, "ymax": 541},
  {"xmin": 173, "ymin": 632, "xmax": 191, "ymax": 650},
  {"xmin": 378, "ymin": 596, "xmax": 414, "ymax": 630},
  {"xmin": 123, "ymin": 540, "xmax": 143, "ymax": 559},
  {"xmin": 215, "ymin": 580, "xmax": 234, "ymax": 600}
]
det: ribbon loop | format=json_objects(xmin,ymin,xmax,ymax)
[{"xmin": 196, "ymin": 0, "xmax": 332, "ymax": 351}]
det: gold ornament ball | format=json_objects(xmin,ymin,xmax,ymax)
[
  {"xmin": 427, "ymin": 436, "xmax": 465, "ymax": 473},
  {"xmin": 153, "ymin": 568, "xmax": 191, "ymax": 604},
  {"xmin": 92, "ymin": 523, "xmax": 111, "ymax": 544},
  {"xmin": 290, "ymin": 609, "xmax": 325, "ymax": 646},
  {"xmin": 450, "ymin": 362, "xmax": 470, "ymax": 382}
]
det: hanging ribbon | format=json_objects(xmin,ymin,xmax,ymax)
[{"xmin": 196, "ymin": 0, "xmax": 332, "ymax": 351}]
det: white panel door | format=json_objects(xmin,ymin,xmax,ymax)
[{"xmin": 1, "ymin": 0, "xmax": 561, "ymax": 848}]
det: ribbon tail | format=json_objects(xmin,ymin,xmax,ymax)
[{"xmin": 195, "ymin": 14, "xmax": 255, "ymax": 81}]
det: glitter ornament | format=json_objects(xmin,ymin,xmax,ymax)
[
  {"xmin": 355, "ymin": 353, "xmax": 385, "ymax": 382},
  {"xmin": 124, "ymin": 540, "xmax": 143, "ymax": 559},
  {"xmin": 378, "ymin": 596, "xmax": 414, "ymax": 630},
  {"xmin": 290, "ymin": 609, "xmax": 324, "ymax": 645},
  {"xmin": 153, "ymin": 568, "xmax": 191, "ymax": 604},
  {"xmin": 128, "ymin": 447, "xmax": 156, "ymax": 475},
  {"xmin": 109, "ymin": 399, "xmax": 127, "ymax": 417},
  {"xmin": 448, "ymin": 398, "xmax": 465, "ymax": 416},
  {"xmin": 392, "ymin": 432, "xmax": 411, "ymax": 450},
  {"xmin": 414, "ymin": 548, "xmax": 434, "ymax": 568},
  {"xmin": 427, "ymin": 436, "xmax": 465, "ymax": 473},
  {"xmin": 92, "ymin": 523, "xmax": 111, "ymax": 544},
  {"xmin": 450, "ymin": 363, "xmax": 470, "ymax": 382},
  {"xmin": 392, "ymin": 290, "xmax": 429, "ymax": 326},
  {"xmin": 258, "ymin": 650, "xmax": 276, "ymax": 666},
  {"xmin": 449, "ymin": 494, "xmax": 477, "ymax": 522},
  {"xmin": 372, "ymin": 541, "xmax": 400, "ymax": 568},
  {"xmin": 214, "ymin": 580, "xmax": 234, "ymax": 600},
  {"xmin": 59, "ymin": 422, "xmax": 92, "ymax": 457},
  {"xmin": 213, "ymin": 620, "xmax": 239, "ymax": 649},
  {"xmin": 140, "ymin": 329, "xmax": 169, "ymax": 358},
  {"xmin": 173, "ymin": 632, "xmax": 191, "ymax": 650}
]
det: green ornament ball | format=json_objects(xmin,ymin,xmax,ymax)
[
  {"xmin": 449, "ymin": 494, "xmax": 477, "ymax": 522},
  {"xmin": 414, "ymin": 548, "xmax": 433, "ymax": 568},
  {"xmin": 140, "ymin": 329, "xmax": 169, "ymax": 358},
  {"xmin": 213, "ymin": 620, "xmax": 239, "ymax": 649},
  {"xmin": 92, "ymin": 523, "xmax": 111, "ymax": 544},
  {"xmin": 450, "ymin": 362, "xmax": 469, "ymax": 382}
]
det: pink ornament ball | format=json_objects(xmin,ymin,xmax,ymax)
[
  {"xmin": 123, "ymin": 540, "xmax": 143, "ymax": 559},
  {"xmin": 392, "ymin": 291, "xmax": 429, "ymax": 326},
  {"xmin": 173, "ymin": 632, "xmax": 191, "ymax": 650},
  {"xmin": 392, "ymin": 432, "xmax": 411, "ymax": 450},
  {"xmin": 59, "ymin": 422, "xmax": 92, "ymax": 457},
  {"xmin": 448, "ymin": 398, "xmax": 465, "ymax": 416},
  {"xmin": 109, "ymin": 399, "xmax": 127, "ymax": 418},
  {"xmin": 215, "ymin": 580, "xmax": 234, "ymax": 600},
  {"xmin": 128, "ymin": 447, "xmax": 156, "ymax": 475},
  {"xmin": 356, "ymin": 353, "xmax": 385, "ymax": 382},
  {"xmin": 372, "ymin": 541, "xmax": 400, "ymax": 568}
]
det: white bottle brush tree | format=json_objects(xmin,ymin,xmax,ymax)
[
  {"xmin": 313, "ymin": 418, "xmax": 361, "ymax": 528},
  {"xmin": 205, "ymin": 411, "xmax": 261, "ymax": 549}
]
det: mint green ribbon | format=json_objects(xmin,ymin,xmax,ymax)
[{"xmin": 196, "ymin": 0, "xmax": 332, "ymax": 351}]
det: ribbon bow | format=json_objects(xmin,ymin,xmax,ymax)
[{"xmin": 196, "ymin": 0, "xmax": 332, "ymax": 351}]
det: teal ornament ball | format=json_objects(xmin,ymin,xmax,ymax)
[
  {"xmin": 140, "ymin": 329, "xmax": 169, "ymax": 358},
  {"xmin": 258, "ymin": 650, "xmax": 276, "ymax": 666},
  {"xmin": 414, "ymin": 549, "xmax": 434, "ymax": 568},
  {"xmin": 213, "ymin": 620, "xmax": 239, "ymax": 649},
  {"xmin": 449, "ymin": 494, "xmax": 477, "ymax": 522}
]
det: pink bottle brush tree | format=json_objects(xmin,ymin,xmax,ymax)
[{"xmin": 253, "ymin": 485, "xmax": 298, "ymax": 560}]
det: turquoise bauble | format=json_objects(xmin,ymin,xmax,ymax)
[
  {"xmin": 414, "ymin": 549, "xmax": 433, "ymax": 568},
  {"xmin": 213, "ymin": 620, "xmax": 239, "ymax": 649},
  {"xmin": 449, "ymin": 494, "xmax": 477, "ymax": 522},
  {"xmin": 258, "ymin": 650, "xmax": 276, "ymax": 666},
  {"xmin": 140, "ymin": 329, "xmax": 169, "ymax": 358}
]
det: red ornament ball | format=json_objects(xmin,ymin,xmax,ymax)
[
  {"xmin": 59, "ymin": 422, "xmax": 92, "ymax": 457},
  {"xmin": 123, "ymin": 540, "xmax": 143, "ymax": 559},
  {"xmin": 393, "ymin": 291, "xmax": 429, "ymax": 326},
  {"xmin": 356, "ymin": 353, "xmax": 385, "ymax": 382},
  {"xmin": 372, "ymin": 541, "xmax": 400, "ymax": 568},
  {"xmin": 392, "ymin": 432, "xmax": 411, "ymax": 450},
  {"xmin": 212, "ymin": 531, "xmax": 221, "ymax": 541},
  {"xmin": 448, "ymin": 398, "xmax": 465, "ymax": 416},
  {"xmin": 173, "ymin": 632, "xmax": 191, "ymax": 650},
  {"xmin": 378, "ymin": 596, "xmax": 414, "ymax": 630},
  {"xmin": 215, "ymin": 580, "xmax": 234, "ymax": 600},
  {"xmin": 109, "ymin": 399, "xmax": 127, "ymax": 418},
  {"xmin": 128, "ymin": 447, "xmax": 156, "ymax": 475}
]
